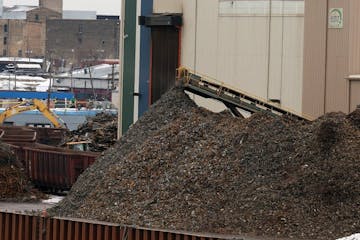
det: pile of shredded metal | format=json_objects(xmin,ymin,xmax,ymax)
[
  {"xmin": 0, "ymin": 143, "xmax": 44, "ymax": 201},
  {"xmin": 65, "ymin": 112, "xmax": 117, "ymax": 152},
  {"xmin": 51, "ymin": 87, "xmax": 360, "ymax": 239}
]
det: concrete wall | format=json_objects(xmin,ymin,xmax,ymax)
[
  {"xmin": 46, "ymin": 19, "xmax": 120, "ymax": 70},
  {"xmin": 175, "ymin": 0, "xmax": 305, "ymax": 113}
]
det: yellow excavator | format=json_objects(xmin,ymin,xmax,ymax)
[
  {"xmin": 0, "ymin": 98, "xmax": 67, "ymax": 129},
  {"xmin": 0, "ymin": 99, "xmax": 95, "ymax": 151}
]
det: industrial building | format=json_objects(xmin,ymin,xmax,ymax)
[
  {"xmin": 118, "ymin": 0, "xmax": 360, "ymax": 131},
  {"xmin": 0, "ymin": 0, "xmax": 119, "ymax": 71}
]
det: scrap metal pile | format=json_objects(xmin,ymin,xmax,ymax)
[
  {"xmin": 51, "ymin": 87, "xmax": 360, "ymax": 239},
  {"xmin": 0, "ymin": 143, "xmax": 43, "ymax": 201},
  {"xmin": 66, "ymin": 112, "xmax": 117, "ymax": 152}
]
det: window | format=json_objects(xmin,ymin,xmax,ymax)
[
  {"xmin": 3, "ymin": 49, "xmax": 6, "ymax": 56},
  {"xmin": 35, "ymin": 14, "xmax": 39, "ymax": 21},
  {"xmin": 4, "ymin": 24, "xmax": 8, "ymax": 33},
  {"xmin": 18, "ymin": 50, "xmax": 22, "ymax": 57},
  {"xmin": 78, "ymin": 24, "xmax": 83, "ymax": 33},
  {"xmin": 3, "ymin": 37, "xmax": 7, "ymax": 45}
]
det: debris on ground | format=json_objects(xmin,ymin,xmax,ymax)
[
  {"xmin": 50, "ymin": 87, "xmax": 360, "ymax": 240},
  {"xmin": 0, "ymin": 143, "xmax": 15, "ymax": 165},
  {"xmin": 0, "ymin": 142, "xmax": 45, "ymax": 202},
  {"xmin": 65, "ymin": 112, "xmax": 117, "ymax": 152}
]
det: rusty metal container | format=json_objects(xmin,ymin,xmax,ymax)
[
  {"xmin": 0, "ymin": 126, "xmax": 67, "ymax": 146},
  {"xmin": 9, "ymin": 143, "xmax": 99, "ymax": 191}
]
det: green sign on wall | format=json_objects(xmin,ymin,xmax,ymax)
[{"xmin": 328, "ymin": 8, "xmax": 344, "ymax": 29}]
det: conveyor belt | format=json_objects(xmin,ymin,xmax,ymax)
[{"xmin": 176, "ymin": 67, "xmax": 312, "ymax": 121}]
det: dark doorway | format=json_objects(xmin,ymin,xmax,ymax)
[{"xmin": 150, "ymin": 26, "xmax": 180, "ymax": 103}]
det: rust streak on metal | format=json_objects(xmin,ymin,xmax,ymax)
[
  {"xmin": 0, "ymin": 213, "xmax": 4, "ymax": 240},
  {"xmin": 4, "ymin": 213, "xmax": 10, "ymax": 240},
  {"xmin": 59, "ymin": 219, "xmax": 65, "ymax": 240},
  {"xmin": 97, "ymin": 223, "xmax": 102, "ymax": 239}
]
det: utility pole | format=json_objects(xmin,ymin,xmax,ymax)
[
  {"xmin": 13, "ymin": 58, "xmax": 16, "ymax": 90},
  {"xmin": 70, "ymin": 64, "xmax": 73, "ymax": 94},
  {"xmin": 118, "ymin": 0, "xmax": 125, "ymax": 139},
  {"xmin": 111, "ymin": 63, "xmax": 115, "ymax": 88},
  {"xmin": 47, "ymin": 63, "xmax": 52, "ymax": 108},
  {"xmin": 88, "ymin": 66, "xmax": 96, "ymax": 100}
]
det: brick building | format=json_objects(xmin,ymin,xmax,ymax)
[
  {"xmin": 0, "ymin": 6, "xmax": 61, "ymax": 58},
  {"xmin": 46, "ymin": 19, "xmax": 119, "ymax": 70},
  {"xmin": 39, "ymin": 0, "xmax": 62, "ymax": 13},
  {"xmin": 0, "ymin": 0, "xmax": 119, "ymax": 71},
  {"xmin": 0, "ymin": 20, "xmax": 43, "ymax": 57}
]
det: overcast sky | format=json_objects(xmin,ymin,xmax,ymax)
[{"xmin": 3, "ymin": 0, "xmax": 121, "ymax": 15}]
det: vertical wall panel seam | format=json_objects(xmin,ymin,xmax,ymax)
[
  {"xmin": 266, "ymin": 0, "xmax": 272, "ymax": 100},
  {"xmin": 323, "ymin": 0, "xmax": 328, "ymax": 112},
  {"xmin": 194, "ymin": 0, "xmax": 198, "ymax": 72}
]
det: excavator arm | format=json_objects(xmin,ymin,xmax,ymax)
[
  {"xmin": 0, "ymin": 99, "xmax": 67, "ymax": 129},
  {"xmin": 32, "ymin": 99, "xmax": 67, "ymax": 128}
]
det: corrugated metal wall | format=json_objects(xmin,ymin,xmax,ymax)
[
  {"xmin": 156, "ymin": 0, "xmax": 305, "ymax": 113},
  {"xmin": 302, "ymin": 0, "xmax": 327, "ymax": 118},
  {"xmin": 349, "ymin": 80, "xmax": 360, "ymax": 111},
  {"xmin": 153, "ymin": 0, "xmax": 360, "ymax": 116},
  {"xmin": 153, "ymin": 0, "xmax": 183, "ymax": 13},
  {"xmin": 303, "ymin": 0, "xmax": 360, "ymax": 116},
  {"xmin": 348, "ymin": 0, "xmax": 360, "ymax": 74},
  {"xmin": 325, "ymin": 0, "xmax": 349, "ymax": 113}
]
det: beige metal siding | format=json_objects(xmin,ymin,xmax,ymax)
[
  {"xmin": 348, "ymin": 0, "xmax": 360, "ymax": 74},
  {"xmin": 156, "ymin": 0, "xmax": 305, "ymax": 114},
  {"xmin": 347, "ymin": 0, "xmax": 360, "ymax": 112},
  {"xmin": 217, "ymin": 16, "xmax": 270, "ymax": 98},
  {"xmin": 303, "ymin": 0, "xmax": 360, "ymax": 115},
  {"xmin": 268, "ymin": 17, "xmax": 283, "ymax": 102},
  {"xmin": 195, "ymin": 0, "xmax": 218, "ymax": 77},
  {"xmin": 181, "ymin": 1, "xmax": 196, "ymax": 69},
  {"xmin": 302, "ymin": 0, "xmax": 327, "ymax": 117},
  {"xmin": 281, "ymin": 17, "xmax": 304, "ymax": 112},
  {"xmin": 153, "ymin": 0, "xmax": 182, "ymax": 13},
  {"xmin": 349, "ymin": 80, "xmax": 360, "ymax": 111},
  {"xmin": 325, "ymin": 0, "xmax": 349, "ymax": 113}
]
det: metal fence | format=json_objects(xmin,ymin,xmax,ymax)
[{"xmin": 0, "ymin": 212, "xmax": 227, "ymax": 240}]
